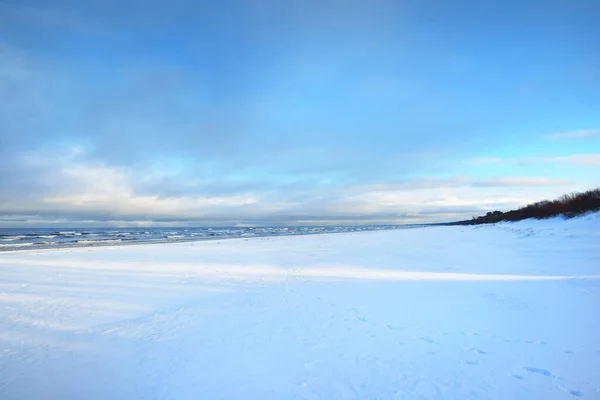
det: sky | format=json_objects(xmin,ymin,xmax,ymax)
[{"xmin": 0, "ymin": 0, "xmax": 599, "ymax": 227}]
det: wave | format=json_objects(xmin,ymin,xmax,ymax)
[
  {"xmin": 76, "ymin": 239, "xmax": 122, "ymax": 245},
  {"xmin": 0, "ymin": 225, "xmax": 407, "ymax": 251},
  {"xmin": 0, "ymin": 236, "xmax": 26, "ymax": 241},
  {"xmin": 0, "ymin": 242, "xmax": 33, "ymax": 248}
]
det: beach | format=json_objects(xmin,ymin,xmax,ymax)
[{"xmin": 1, "ymin": 216, "xmax": 599, "ymax": 399}]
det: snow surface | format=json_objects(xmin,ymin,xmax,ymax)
[{"xmin": 1, "ymin": 215, "xmax": 600, "ymax": 399}]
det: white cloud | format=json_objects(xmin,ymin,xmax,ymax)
[
  {"xmin": 332, "ymin": 184, "xmax": 557, "ymax": 221},
  {"xmin": 357, "ymin": 176, "xmax": 472, "ymax": 191},
  {"xmin": 474, "ymin": 177, "xmax": 573, "ymax": 187},
  {"xmin": 546, "ymin": 129, "xmax": 600, "ymax": 140},
  {"xmin": 557, "ymin": 154, "xmax": 600, "ymax": 167},
  {"xmin": 471, "ymin": 154, "xmax": 600, "ymax": 167},
  {"xmin": 1, "ymin": 164, "xmax": 258, "ymax": 221},
  {"xmin": 0, "ymin": 151, "xmax": 591, "ymax": 226},
  {"xmin": 470, "ymin": 157, "xmax": 503, "ymax": 164}
]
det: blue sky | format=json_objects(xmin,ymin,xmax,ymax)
[{"xmin": 1, "ymin": 0, "xmax": 599, "ymax": 226}]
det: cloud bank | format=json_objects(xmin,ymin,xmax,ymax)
[{"xmin": 1, "ymin": 1, "xmax": 599, "ymax": 226}]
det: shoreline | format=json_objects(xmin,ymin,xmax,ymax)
[{"xmin": 0, "ymin": 224, "xmax": 433, "ymax": 254}]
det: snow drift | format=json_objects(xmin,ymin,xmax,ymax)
[{"xmin": 1, "ymin": 215, "xmax": 599, "ymax": 399}]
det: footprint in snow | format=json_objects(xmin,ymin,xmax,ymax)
[
  {"xmin": 524, "ymin": 367, "xmax": 553, "ymax": 377},
  {"xmin": 560, "ymin": 388, "xmax": 582, "ymax": 398},
  {"xmin": 525, "ymin": 340, "xmax": 547, "ymax": 345},
  {"xmin": 419, "ymin": 337, "xmax": 435, "ymax": 344},
  {"xmin": 464, "ymin": 360, "xmax": 479, "ymax": 365},
  {"xmin": 469, "ymin": 348, "xmax": 487, "ymax": 355},
  {"xmin": 511, "ymin": 374, "xmax": 524, "ymax": 380},
  {"xmin": 557, "ymin": 385, "xmax": 583, "ymax": 398}
]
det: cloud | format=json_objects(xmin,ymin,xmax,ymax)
[
  {"xmin": 357, "ymin": 176, "xmax": 472, "ymax": 191},
  {"xmin": 0, "ymin": 164, "xmax": 259, "ymax": 221},
  {"xmin": 473, "ymin": 177, "xmax": 574, "ymax": 187},
  {"xmin": 471, "ymin": 154, "xmax": 600, "ymax": 167},
  {"xmin": 470, "ymin": 157, "xmax": 503, "ymax": 164},
  {"xmin": 0, "ymin": 146, "xmax": 584, "ymax": 226},
  {"xmin": 557, "ymin": 155, "xmax": 600, "ymax": 167},
  {"xmin": 2, "ymin": 2, "xmax": 599, "ymax": 226},
  {"xmin": 0, "ymin": 38, "xmax": 505, "ymax": 226},
  {"xmin": 545, "ymin": 129, "xmax": 600, "ymax": 140}
]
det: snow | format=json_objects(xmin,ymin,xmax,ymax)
[{"xmin": 1, "ymin": 215, "xmax": 599, "ymax": 399}]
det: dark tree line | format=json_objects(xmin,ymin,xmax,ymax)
[{"xmin": 448, "ymin": 188, "xmax": 600, "ymax": 225}]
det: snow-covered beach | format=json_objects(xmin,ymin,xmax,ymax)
[{"xmin": 1, "ymin": 216, "xmax": 599, "ymax": 399}]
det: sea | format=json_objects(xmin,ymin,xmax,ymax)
[{"xmin": 0, "ymin": 225, "xmax": 427, "ymax": 251}]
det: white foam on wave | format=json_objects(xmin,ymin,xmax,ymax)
[
  {"xmin": 0, "ymin": 236, "xmax": 26, "ymax": 241},
  {"xmin": 0, "ymin": 242, "xmax": 33, "ymax": 247},
  {"xmin": 76, "ymin": 239, "xmax": 122, "ymax": 245}
]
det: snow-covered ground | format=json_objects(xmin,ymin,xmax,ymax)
[{"xmin": 1, "ymin": 215, "xmax": 599, "ymax": 399}]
